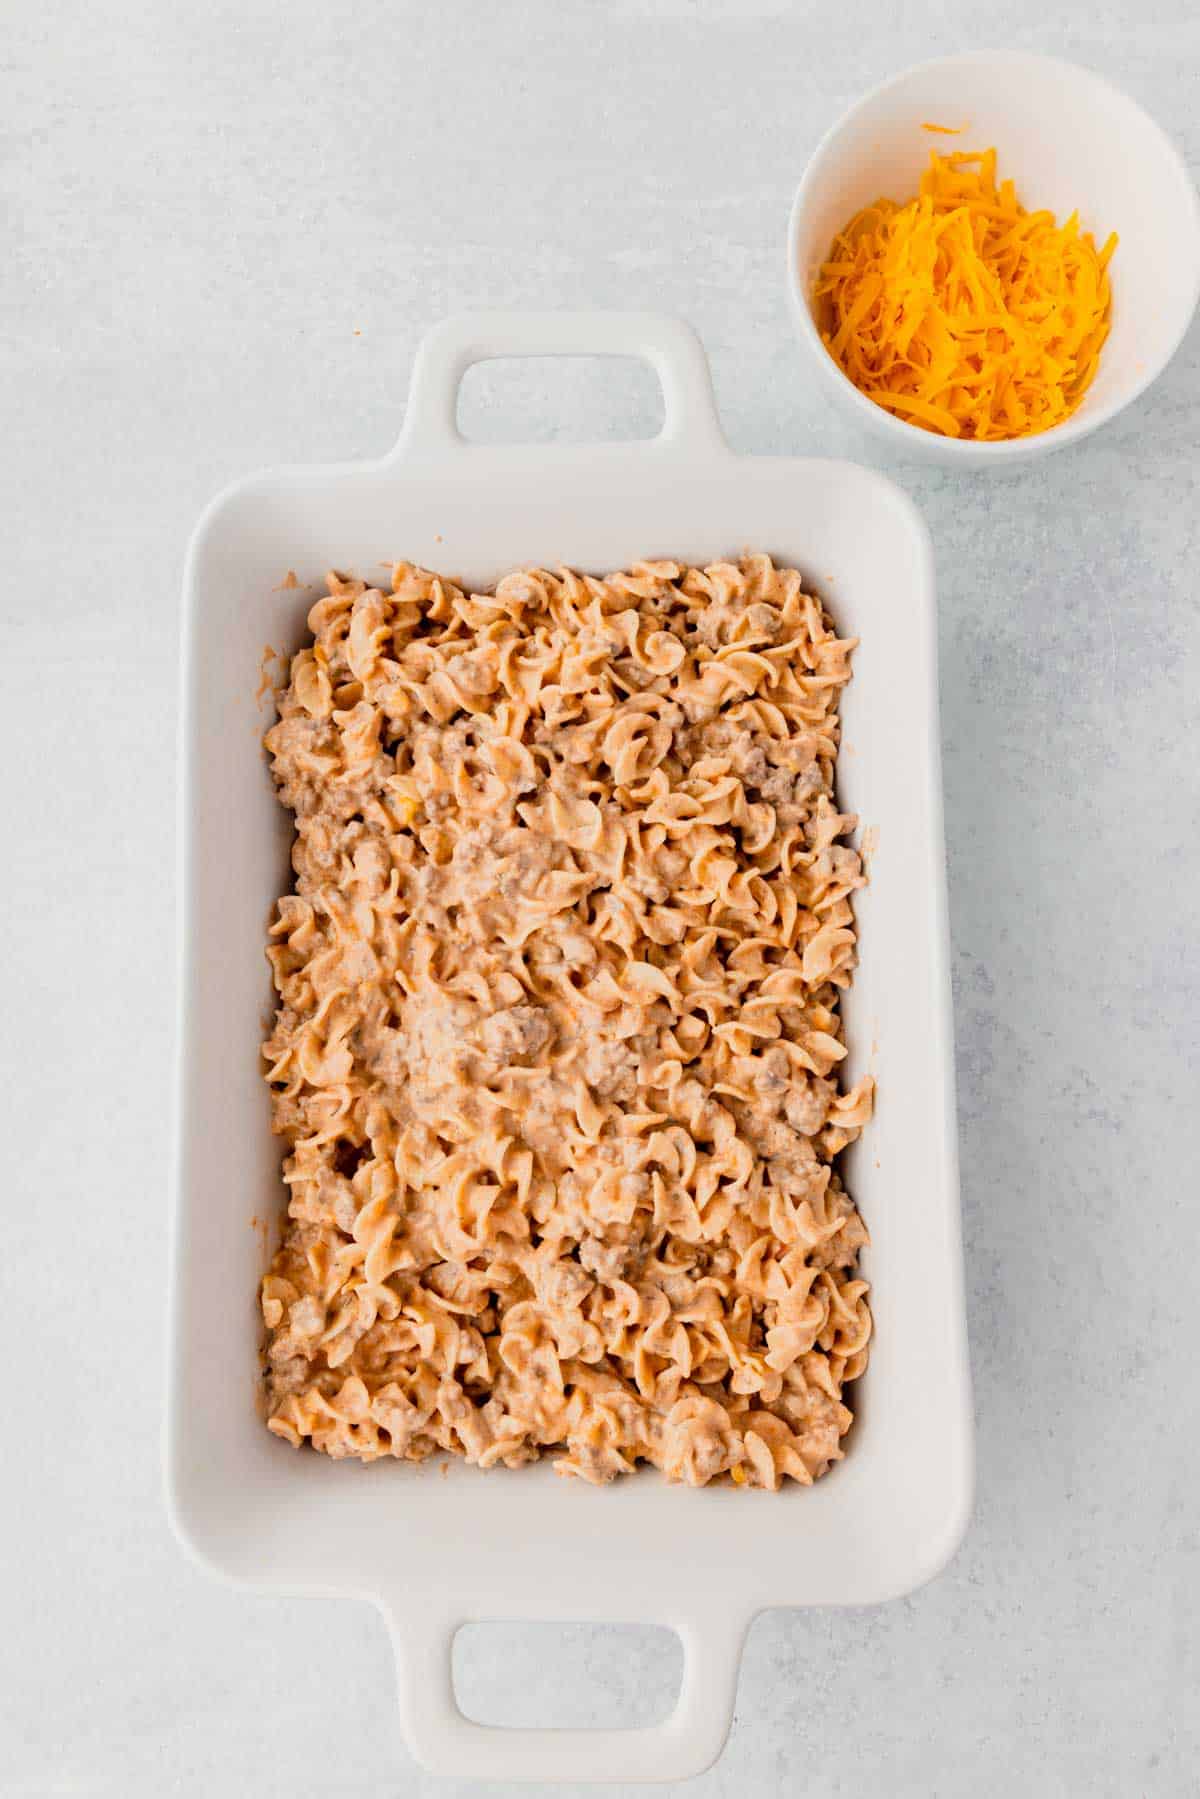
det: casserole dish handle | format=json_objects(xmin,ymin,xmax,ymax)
[
  {"xmin": 394, "ymin": 309, "xmax": 729, "ymax": 458},
  {"xmin": 382, "ymin": 1595, "xmax": 750, "ymax": 1783}
]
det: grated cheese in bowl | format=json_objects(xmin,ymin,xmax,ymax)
[{"xmin": 813, "ymin": 146, "xmax": 1117, "ymax": 441}]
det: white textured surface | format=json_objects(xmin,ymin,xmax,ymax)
[{"xmin": 3, "ymin": 1, "xmax": 1197, "ymax": 1794}]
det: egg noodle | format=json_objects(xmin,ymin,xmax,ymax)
[{"xmin": 260, "ymin": 555, "xmax": 873, "ymax": 1488}]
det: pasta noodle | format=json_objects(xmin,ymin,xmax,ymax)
[{"xmin": 259, "ymin": 555, "xmax": 873, "ymax": 1488}]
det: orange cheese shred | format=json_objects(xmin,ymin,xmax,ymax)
[{"xmin": 814, "ymin": 147, "xmax": 1118, "ymax": 440}]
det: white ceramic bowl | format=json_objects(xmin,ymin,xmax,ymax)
[{"xmin": 787, "ymin": 51, "xmax": 1200, "ymax": 468}]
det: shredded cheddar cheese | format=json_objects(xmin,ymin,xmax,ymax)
[{"xmin": 814, "ymin": 148, "xmax": 1117, "ymax": 440}]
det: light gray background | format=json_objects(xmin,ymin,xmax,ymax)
[{"xmin": 4, "ymin": 1, "xmax": 1198, "ymax": 1794}]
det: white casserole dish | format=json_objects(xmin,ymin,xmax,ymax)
[{"xmin": 169, "ymin": 311, "xmax": 973, "ymax": 1784}]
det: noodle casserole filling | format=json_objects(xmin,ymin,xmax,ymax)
[{"xmin": 260, "ymin": 555, "xmax": 873, "ymax": 1488}]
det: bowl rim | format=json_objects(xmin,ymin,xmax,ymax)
[{"xmin": 786, "ymin": 47, "xmax": 1200, "ymax": 463}]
